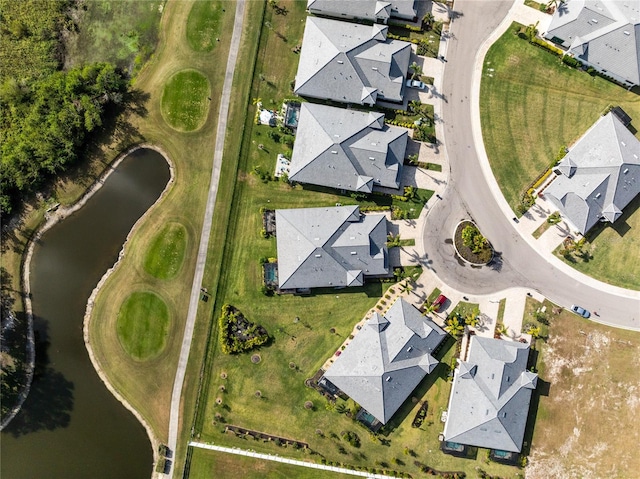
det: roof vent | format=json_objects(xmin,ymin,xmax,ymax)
[
  {"xmin": 591, "ymin": 18, "xmax": 598, "ymax": 23},
  {"xmin": 624, "ymin": 31, "xmax": 630, "ymax": 35},
  {"xmin": 407, "ymin": 346, "xmax": 413, "ymax": 352},
  {"xmin": 337, "ymin": 60, "xmax": 344, "ymax": 64},
  {"xmin": 331, "ymin": 150, "xmax": 338, "ymax": 154},
  {"xmin": 385, "ymin": 376, "xmax": 391, "ymax": 382},
  {"xmin": 315, "ymin": 254, "xmax": 322, "ymax": 258},
  {"xmin": 351, "ymin": 251, "xmax": 357, "ymax": 255},
  {"xmin": 595, "ymin": 193, "xmax": 601, "ymax": 198},
  {"xmin": 621, "ymin": 141, "xmax": 626, "ymax": 147},
  {"xmin": 369, "ymin": 156, "xmax": 375, "ymax": 160},
  {"xmin": 624, "ymin": 168, "xmax": 629, "ymax": 174},
  {"xmin": 372, "ymin": 67, "xmax": 378, "ymax": 71}
]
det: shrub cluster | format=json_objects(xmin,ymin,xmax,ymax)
[
  {"xmin": 529, "ymin": 36, "xmax": 563, "ymax": 56},
  {"xmin": 562, "ymin": 55, "xmax": 582, "ymax": 69},
  {"xmin": 218, "ymin": 304, "xmax": 269, "ymax": 354},
  {"xmin": 340, "ymin": 430, "xmax": 361, "ymax": 448},
  {"xmin": 385, "ymin": 118, "xmax": 416, "ymax": 129}
]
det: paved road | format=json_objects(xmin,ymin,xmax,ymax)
[
  {"xmin": 421, "ymin": 0, "xmax": 640, "ymax": 329},
  {"xmin": 166, "ymin": 1, "xmax": 247, "ymax": 476}
]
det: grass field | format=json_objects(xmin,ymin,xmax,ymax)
[
  {"xmin": 186, "ymin": 0, "xmax": 226, "ymax": 52},
  {"xmin": 480, "ymin": 24, "xmax": 640, "ymax": 213},
  {"xmin": 63, "ymin": 0, "xmax": 163, "ymax": 74},
  {"xmin": 143, "ymin": 221, "xmax": 188, "ymax": 280},
  {"xmin": 116, "ymin": 291, "xmax": 170, "ymax": 360},
  {"xmin": 527, "ymin": 310, "xmax": 640, "ymax": 478},
  {"xmin": 161, "ymin": 69, "xmax": 212, "ymax": 131},
  {"xmin": 553, "ymin": 194, "xmax": 640, "ymax": 290},
  {"xmin": 185, "ymin": 2, "xmax": 518, "ymax": 478},
  {"xmin": 188, "ymin": 447, "xmax": 356, "ymax": 479},
  {"xmin": 84, "ymin": 0, "xmax": 237, "ymax": 453},
  {"xmin": 480, "ymin": 24, "xmax": 640, "ymax": 290}
]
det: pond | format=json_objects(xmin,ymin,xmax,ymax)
[{"xmin": 1, "ymin": 148, "xmax": 170, "ymax": 479}]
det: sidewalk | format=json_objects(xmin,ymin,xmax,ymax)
[
  {"xmin": 469, "ymin": 0, "xmax": 640, "ymax": 304},
  {"xmin": 190, "ymin": 441, "xmax": 401, "ymax": 479}
]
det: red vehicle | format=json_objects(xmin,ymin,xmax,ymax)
[{"xmin": 432, "ymin": 294, "xmax": 448, "ymax": 312}]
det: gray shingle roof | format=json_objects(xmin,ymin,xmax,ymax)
[
  {"xmin": 545, "ymin": 111, "xmax": 640, "ymax": 234},
  {"xmin": 307, "ymin": 0, "xmax": 417, "ymax": 22},
  {"xmin": 544, "ymin": 0, "xmax": 640, "ymax": 85},
  {"xmin": 289, "ymin": 103, "xmax": 407, "ymax": 192},
  {"xmin": 443, "ymin": 337, "xmax": 537, "ymax": 453},
  {"xmin": 323, "ymin": 298, "xmax": 446, "ymax": 424},
  {"xmin": 276, "ymin": 205, "xmax": 389, "ymax": 289},
  {"xmin": 294, "ymin": 17, "xmax": 412, "ymax": 105}
]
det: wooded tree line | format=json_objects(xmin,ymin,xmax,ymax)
[
  {"xmin": 1, "ymin": 63, "xmax": 128, "ymax": 214},
  {"xmin": 0, "ymin": 0, "xmax": 128, "ymax": 216}
]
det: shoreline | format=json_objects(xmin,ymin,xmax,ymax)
[{"xmin": 13, "ymin": 143, "xmax": 175, "ymax": 477}]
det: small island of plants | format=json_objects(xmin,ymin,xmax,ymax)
[
  {"xmin": 218, "ymin": 304, "xmax": 270, "ymax": 354},
  {"xmin": 453, "ymin": 221, "xmax": 494, "ymax": 265}
]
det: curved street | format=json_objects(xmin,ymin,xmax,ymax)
[{"xmin": 421, "ymin": 0, "xmax": 640, "ymax": 329}]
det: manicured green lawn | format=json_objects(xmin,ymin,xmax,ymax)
[
  {"xmin": 188, "ymin": 448, "xmax": 356, "ymax": 479},
  {"xmin": 143, "ymin": 222, "xmax": 187, "ymax": 280},
  {"xmin": 553, "ymin": 195, "xmax": 640, "ymax": 290},
  {"xmin": 480, "ymin": 23, "xmax": 640, "ymax": 213},
  {"xmin": 187, "ymin": 3, "xmax": 518, "ymax": 478},
  {"xmin": 116, "ymin": 291, "xmax": 170, "ymax": 361},
  {"xmin": 186, "ymin": 0, "xmax": 226, "ymax": 52},
  {"xmin": 161, "ymin": 69, "xmax": 211, "ymax": 131}
]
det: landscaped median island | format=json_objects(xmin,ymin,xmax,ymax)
[{"xmin": 453, "ymin": 221, "xmax": 494, "ymax": 265}]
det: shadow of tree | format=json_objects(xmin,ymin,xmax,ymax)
[{"xmin": 3, "ymin": 316, "xmax": 74, "ymax": 437}]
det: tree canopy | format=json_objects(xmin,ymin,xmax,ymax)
[{"xmin": 1, "ymin": 62, "xmax": 127, "ymax": 214}]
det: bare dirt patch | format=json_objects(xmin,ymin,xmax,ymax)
[{"xmin": 527, "ymin": 313, "xmax": 640, "ymax": 479}]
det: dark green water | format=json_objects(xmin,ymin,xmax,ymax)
[{"xmin": 1, "ymin": 148, "xmax": 170, "ymax": 479}]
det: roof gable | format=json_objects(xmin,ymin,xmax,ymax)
[
  {"xmin": 544, "ymin": 0, "xmax": 640, "ymax": 84},
  {"xmin": 323, "ymin": 299, "xmax": 445, "ymax": 424},
  {"xmin": 545, "ymin": 112, "xmax": 640, "ymax": 233},
  {"xmin": 276, "ymin": 206, "xmax": 389, "ymax": 289},
  {"xmin": 294, "ymin": 17, "xmax": 411, "ymax": 104},
  {"xmin": 289, "ymin": 103, "xmax": 407, "ymax": 192},
  {"xmin": 443, "ymin": 337, "xmax": 537, "ymax": 452}
]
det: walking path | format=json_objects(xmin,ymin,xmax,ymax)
[
  {"xmin": 165, "ymin": 1, "xmax": 246, "ymax": 476},
  {"xmin": 189, "ymin": 441, "xmax": 401, "ymax": 479}
]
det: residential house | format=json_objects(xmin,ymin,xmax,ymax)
[
  {"xmin": 294, "ymin": 16, "xmax": 412, "ymax": 106},
  {"xmin": 322, "ymin": 298, "xmax": 446, "ymax": 425},
  {"xmin": 544, "ymin": 0, "xmax": 640, "ymax": 87},
  {"xmin": 289, "ymin": 102, "xmax": 408, "ymax": 193},
  {"xmin": 544, "ymin": 111, "xmax": 640, "ymax": 234},
  {"xmin": 307, "ymin": 0, "xmax": 417, "ymax": 23},
  {"xmin": 443, "ymin": 337, "xmax": 538, "ymax": 453},
  {"xmin": 275, "ymin": 205, "xmax": 390, "ymax": 290}
]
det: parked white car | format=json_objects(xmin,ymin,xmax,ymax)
[{"xmin": 406, "ymin": 79, "xmax": 427, "ymax": 90}]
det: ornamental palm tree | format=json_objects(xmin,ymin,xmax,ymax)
[
  {"xmin": 445, "ymin": 317, "xmax": 464, "ymax": 336},
  {"xmin": 409, "ymin": 62, "xmax": 423, "ymax": 80},
  {"xmin": 422, "ymin": 12, "xmax": 435, "ymax": 30}
]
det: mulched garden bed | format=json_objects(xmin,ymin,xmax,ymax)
[
  {"xmin": 453, "ymin": 220, "xmax": 494, "ymax": 265},
  {"xmin": 225, "ymin": 425, "xmax": 308, "ymax": 449}
]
